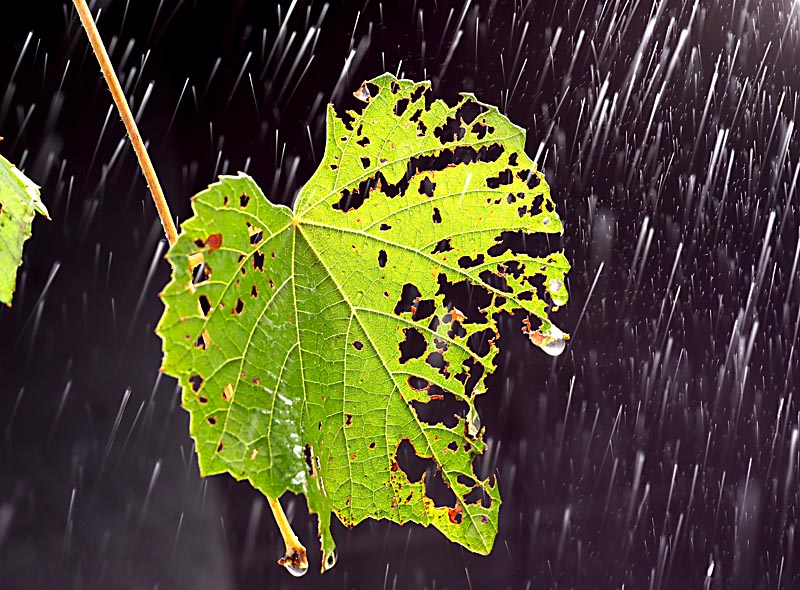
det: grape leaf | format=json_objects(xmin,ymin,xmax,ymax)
[
  {"xmin": 0, "ymin": 152, "xmax": 48, "ymax": 306},
  {"xmin": 157, "ymin": 74, "xmax": 569, "ymax": 570}
]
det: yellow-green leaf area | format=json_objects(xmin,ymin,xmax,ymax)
[
  {"xmin": 0, "ymin": 153, "xmax": 48, "ymax": 306},
  {"xmin": 157, "ymin": 73, "xmax": 570, "ymax": 570}
]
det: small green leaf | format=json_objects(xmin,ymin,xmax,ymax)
[
  {"xmin": 157, "ymin": 74, "xmax": 570, "ymax": 569},
  {"xmin": 0, "ymin": 152, "xmax": 49, "ymax": 306}
]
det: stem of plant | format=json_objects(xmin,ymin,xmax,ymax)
[
  {"xmin": 72, "ymin": 0, "xmax": 178, "ymax": 246},
  {"xmin": 72, "ymin": 0, "xmax": 307, "ymax": 574},
  {"xmin": 269, "ymin": 497, "xmax": 309, "ymax": 576}
]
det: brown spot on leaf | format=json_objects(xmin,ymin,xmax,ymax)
[
  {"xmin": 448, "ymin": 504, "xmax": 463, "ymax": 524},
  {"xmin": 206, "ymin": 234, "xmax": 222, "ymax": 252}
]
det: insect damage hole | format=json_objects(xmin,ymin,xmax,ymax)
[
  {"xmin": 378, "ymin": 250, "xmax": 388, "ymax": 268},
  {"xmin": 395, "ymin": 439, "xmax": 457, "ymax": 509},
  {"xmin": 393, "ymin": 283, "xmax": 422, "ymax": 315},
  {"xmin": 189, "ymin": 374, "xmax": 204, "ymax": 392},
  {"xmin": 399, "ymin": 328, "xmax": 427, "ymax": 363},
  {"xmin": 410, "ymin": 385, "xmax": 468, "ymax": 428},
  {"xmin": 198, "ymin": 295, "xmax": 212, "ymax": 316}
]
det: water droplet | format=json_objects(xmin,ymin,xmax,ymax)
[
  {"xmin": 540, "ymin": 325, "xmax": 567, "ymax": 357},
  {"xmin": 322, "ymin": 549, "xmax": 338, "ymax": 572},
  {"xmin": 541, "ymin": 336, "xmax": 566, "ymax": 356},
  {"xmin": 467, "ymin": 408, "xmax": 481, "ymax": 436},
  {"xmin": 354, "ymin": 83, "xmax": 371, "ymax": 102},
  {"xmin": 278, "ymin": 548, "xmax": 308, "ymax": 577},
  {"xmin": 282, "ymin": 560, "xmax": 308, "ymax": 577}
]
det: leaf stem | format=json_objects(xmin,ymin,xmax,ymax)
[
  {"xmin": 268, "ymin": 496, "xmax": 308, "ymax": 576},
  {"xmin": 72, "ymin": 0, "xmax": 178, "ymax": 246}
]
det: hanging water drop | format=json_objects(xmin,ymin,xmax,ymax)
[
  {"xmin": 322, "ymin": 548, "xmax": 338, "ymax": 572},
  {"xmin": 278, "ymin": 548, "xmax": 308, "ymax": 577}
]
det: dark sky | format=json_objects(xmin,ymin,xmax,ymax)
[{"xmin": 2, "ymin": 1, "xmax": 800, "ymax": 589}]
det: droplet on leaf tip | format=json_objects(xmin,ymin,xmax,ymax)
[{"xmin": 322, "ymin": 549, "xmax": 338, "ymax": 572}]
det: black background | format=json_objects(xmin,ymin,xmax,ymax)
[{"xmin": 2, "ymin": 0, "xmax": 800, "ymax": 588}]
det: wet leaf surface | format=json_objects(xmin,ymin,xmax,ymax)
[{"xmin": 157, "ymin": 74, "xmax": 569, "ymax": 568}]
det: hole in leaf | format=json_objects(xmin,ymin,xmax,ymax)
[
  {"xmin": 198, "ymin": 295, "xmax": 211, "ymax": 316},
  {"xmin": 399, "ymin": 328, "xmax": 427, "ymax": 363},
  {"xmin": 456, "ymin": 357, "xmax": 485, "ymax": 396},
  {"xmin": 478, "ymin": 269, "xmax": 512, "ymax": 293},
  {"xmin": 436, "ymin": 274, "xmax": 493, "ymax": 324},
  {"xmin": 432, "ymin": 208, "xmax": 442, "ymax": 224},
  {"xmin": 192, "ymin": 263, "xmax": 210, "ymax": 285},
  {"xmin": 408, "ymin": 376, "xmax": 429, "ymax": 391},
  {"xmin": 337, "ymin": 143, "xmax": 504, "ymax": 211},
  {"xmin": 431, "ymin": 239, "xmax": 453, "ymax": 254},
  {"xmin": 418, "ymin": 177, "xmax": 436, "ymax": 197},
  {"xmin": 394, "ymin": 283, "xmax": 422, "ymax": 315},
  {"xmin": 253, "ymin": 251, "xmax": 265, "ymax": 271},
  {"xmin": 189, "ymin": 374, "xmax": 204, "ymax": 392},
  {"xmin": 378, "ymin": 250, "xmax": 387, "ymax": 268},
  {"xmin": 410, "ymin": 385, "xmax": 467, "ymax": 428},
  {"xmin": 517, "ymin": 169, "xmax": 541, "ymax": 189},
  {"xmin": 395, "ymin": 440, "xmax": 457, "ymax": 509},
  {"xmin": 394, "ymin": 97, "xmax": 410, "ymax": 116},
  {"xmin": 486, "ymin": 168, "xmax": 513, "ymax": 188},
  {"xmin": 464, "ymin": 487, "xmax": 492, "ymax": 508},
  {"xmin": 240, "ymin": 193, "xmax": 250, "ymax": 207},
  {"xmin": 458, "ymin": 254, "xmax": 485, "ymax": 269},
  {"xmin": 425, "ymin": 351, "xmax": 450, "ymax": 377},
  {"xmin": 304, "ymin": 444, "xmax": 314, "ymax": 476},
  {"xmin": 396, "ymin": 439, "xmax": 427, "ymax": 483},
  {"xmin": 457, "ymin": 474, "xmax": 476, "ymax": 487},
  {"xmin": 412, "ymin": 299, "xmax": 436, "ymax": 321},
  {"xmin": 448, "ymin": 321, "xmax": 467, "ymax": 339},
  {"xmin": 233, "ymin": 298, "xmax": 244, "ymax": 315},
  {"xmin": 353, "ymin": 340, "xmax": 364, "ymax": 350},
  {"xmin": 467, "ymin": 328, "xmax": 495, "ymax": 357},
  {"xmin": 487, "ymin": 230, "xmax": 551, "ymax": 258}
]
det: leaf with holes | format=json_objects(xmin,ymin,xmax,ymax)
[
  {"xmin": 0, "ymin": 152, "xmax": 48, "ymax": 306},
  {"xmin": 157, "ymin": 73, "xmax": 570, "ymax": 570}
]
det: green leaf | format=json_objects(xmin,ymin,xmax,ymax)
[
  {"xmin": 157, "ymin": 74, "xmax": 570, "ymax": 569},
  {"xmin": 0, "ymin": 152, "xmax": 49, "ymax": 306}
]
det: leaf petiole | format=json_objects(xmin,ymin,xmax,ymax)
[{"xmin": 268, "ymin": 496, "xmax": 308, "ymax": 577}]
